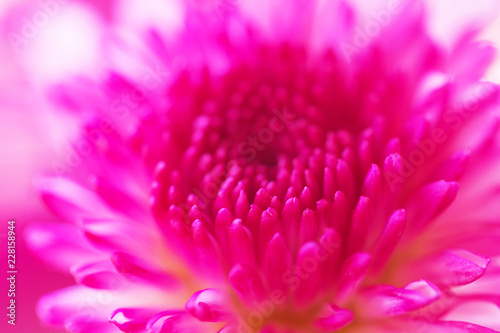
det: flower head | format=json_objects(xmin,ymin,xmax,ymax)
[{"xmin": 26, "ymin": 0, "xmax": 500, "ymax": 332}]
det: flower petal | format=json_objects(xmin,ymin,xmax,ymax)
[
  {"xmin": 24, "ymin": 222, "xmax": 105, "ymax": 271},
  {"xmin": 229, "ymin": 263, "xmax": 266, "ymax": 304},
  {"xmin": 38, "ymin": 177, "xmax": 112, "ymax": 222},
  {"xmin": 411, "ymin": 320, "xmax": 500, "ymax": 333},
  {"xmin": 71, "ymin": 260, "xmax": 124, "ymax": 290},
  {"xmin": 398, "ymin": 249, "xmax": 490, "ymax": 287},
  {"xmin": 337, "ymin": 252, "xmax": 371, "ymax": 303},
  {"xmin": 359, "ymin": 280, "xmax": 441, "ymax": 318},
  {"xmin": 405, "ymin": 180, "xmax": 459, "ymax": 231},
  {"xmin": 315, "ymin": 306, "xmax": 354, "ymax": 332},
  {"xmin": 185, "ymin": 288, "xmax": 228, "ymax": 322},
  {"xmin": 109, "ymin": 308, "xmax": 161, "ymax": 332}
]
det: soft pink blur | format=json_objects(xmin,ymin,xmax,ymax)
[{"xmin": 0, "ymin": 2, "xmax": 115, "ymax": 333}]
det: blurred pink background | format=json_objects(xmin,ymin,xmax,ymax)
[{"xmin": 0, "ymin": 2, "xmax": 113, "ymax": 333}]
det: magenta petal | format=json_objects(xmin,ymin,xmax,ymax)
[
  {"xmin": 259, "ymin": 208, "xmax": 282, "ymax": 262},
  {"xmin": 336, "ymin": 159, "xmax": 355, "ymax": 203},
  {"xmin": 229, "ymin": 263, "xmax": 266, "ymax": 303},
  {"xmin": 361, "ymin": 164, "xmax": 382, "ymax": 200},
  {"xmin": 299, "ymin": 209, "xmax": 319, "ymax": 247},
  {"xmin": 228, "ymin": 219, "xmax": 257, "ymax": 269},
  {"xmin": 37, "ymin": 287, "xmax": 81, "ymax": 326},
  {"xmin": 235, "ymin": 190, "xmax": 250, "ymax": 219},
  {"xmin": 418, "ymin": 321, "xmax": 500, "ymax": 333},
  {"xmin": 400, "ymin": 249, "xmax": 490, "ymax": 287},
  {"xmin": 264, "ymin": 232, "xmax": 293, "ymax": 293},
  {"xmin": 90, "ymin": 175, "xmax": 147, "ymax": 219},
  {"xmin": 281, "ymin": 197, "xmax": 302, "ymax": 254},
  {"xmin": 435, "ymin": 150, "xmax": 471, "ymax": 181},
  {"xmin": 331, "ymin": 191, "xmax": 349, "ymax": 237},
  {"xmin": 373, "ymin": 209, "xmax": 407, "ymax": 270},
  {"xmin": 347, "ymin": 196, "xmax": 370, "ymax": 254},
  {"xmin": 337, "ymin": 252, "xmax": 371, "ymax": 303},
  {"xmin": 156, "ymin": 313, "xmax": 213, "ymax": 333},
  {"xmin": 315, "ymin": 306, "xmax": 354, "ymax": 331},
  {"xmin": 146, "ymin": 311, "xmax": 184, "ymax": 331},
  {"xmin": 37, "ymin": 286, "xmax": 113, "ymax": 327},
  {"xmin": 71, "ymin": 260, "xmax": 123, "ymax": 289},
  {"xmin": 383, "ymin": 153, "xmax": 405, "ymax": 194},
  {"xmin": 405, "ymin": 180, "xmax": 459, "ymax": 230},
  {"xmin": 215, "ymin": 208, "xmax": 234, "ymax": 251},
  {"xmin": 39, "ymin": 177, "xmax": 112, "ymax": 222},
  {"xmin": 294, "ymin": 241, "xmax": 324, "ymax": 304},
  {"xmin": 111, "ymin": 252, "xmax": 179, "ymax": 288},
  {"xmin": 24, "ymin": 222, "xmax": 104, "ymax": 271},
  {"xmin": 109, "ymin": 308, "xmax": 160, "ymax": 332},
  {"xmin": 192, "ymin": 219, "xmax": 221, "ymax": 275},
  {"xmin": 65, "ymin": 316, "xmax": 118, "ymax": 333},
  {"xmin": 185, "ymin": 289, "xmax": 228, "ymax": 322},
  {"xmin": 319, "ymin": 228, "xmax": 342, "ymax": 285},
  {"xmin": 82, "ymin": 217, "xmax": 156, "ymax": 254},
  {"xmin": 359, "ymin": 280, "xmax": 441, "ymax": 318},
  {"xmin": 146, "ymin": 311, "xmax": 205, "ymax": 333}
]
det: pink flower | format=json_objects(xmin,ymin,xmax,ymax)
[{"xmin": 26, "ymin": 0, "xmax": 500, "ymax": 332}]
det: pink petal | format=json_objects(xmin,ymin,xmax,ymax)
[
  {"xmin": 192, "ymin": 219, "xmax": 221, "ymax": 275},
  {"xmin": 185, "ymin": 289, "xmax": 228, "ymax": 322},
  {"xmin": 38, "ymin": 177, "xmax": 112, "ymax": 222},
  {"xmin": 111, "ymin": 251, "xmax": 179, "ymax": 288},
  {"xmin": 435, "ymin": 150, "xmax": 471, "ymax": 181},
  {"xmin": 373, "ymin": 209, "xmax": 407, "ymax": 271},
  {"xmin": 109, "ymin": 308, "xmax": 161, "ymax": 332},
  {"xmin": 398, "ymin": 249, "xmax": 490, "ymax": 287},
  {"xmin": 299, "ymin": 209, "xmax": 319, "ymax": 247},
  {"xmin": 337, "ymin": 252, "xmax": 371, "ymax": 303},
  {"xmin": 71, "ymin": 260, "xmax": 123, "ymax": 290},
  {"xmin": 336, "ymin": 158, "xmax": 356, "ymax": 203},
  {"xmin": 413, "ymin": 320, "xmax": 500, "ymax": 333},
  {"xmin": 281, "ymin": 197, "xmax": 302, "ymax": 254},
  {"xmin": 90, "ymin": 175, "xmax": 147, "ymax": 219},
  {"xmin": 383, "ymin": 153, "xmax": 405, "ymax": 195},
  {"xmin": 405, "ymin": 180, "xmax": 459, "ymax": 231},
  {"xmin": 331, "ymin": 191, "xmax": 349, "ymax": 237},
  {"xmin": 37, "ymin": 286, "xmax": 112, "ymax": 326},
  {"xmin": 228, "ymin": 219, "xmax": 257, "ymax": 269},
  {"xmin": 229, "ymin": 263, "xmax": 266, "ymax": 303},
  {"xmin": 319, "ymin": 228, "xmax": 342, "ymax": 287},
  {"xmin": 264, "ymin": 232, "xmax": 293, "ymax": 293},
  {"xmin": 359, "ymin": 280, "xmax": 441, "ymax": 318},
  {"xmin": 65, "ymin": 316, "xmax": 118, "ymax": 333},
  {"xmin": 215, "ymin": 208, "xmax": 233, "ymax": 251},
  {"xmin": 259, "ymin": 207, "xmax": 282, "ymax": 262},
  {"xmin": 82, "ymin": 217, "xmax": 157, "ymax": 254},
  {"xmin": 315, "ymin": 306, "xmax": 354, "ymax": 332},
  {"xmin": 347, "ymin": 196, "xmax": 370, "ymax": 254},
  {"xmin": 361, "ymin": 164, "xmax": 382, "ymax": 201},
  {"xmin": 24, "ymin": 222, "xmax": 104, "ymax": 271},
  {"xmin": 294, "ymin": 242, "xmax": 324, "ymax": 305}
]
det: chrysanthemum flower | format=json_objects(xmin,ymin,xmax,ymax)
[{"xmin": 26, "ymin": 0, "xmax": 500, "ymax": 332}]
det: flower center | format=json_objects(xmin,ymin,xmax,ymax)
[{"xmin": 149, "ymin": 43, "xmax": 397, "ymax": 330}]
